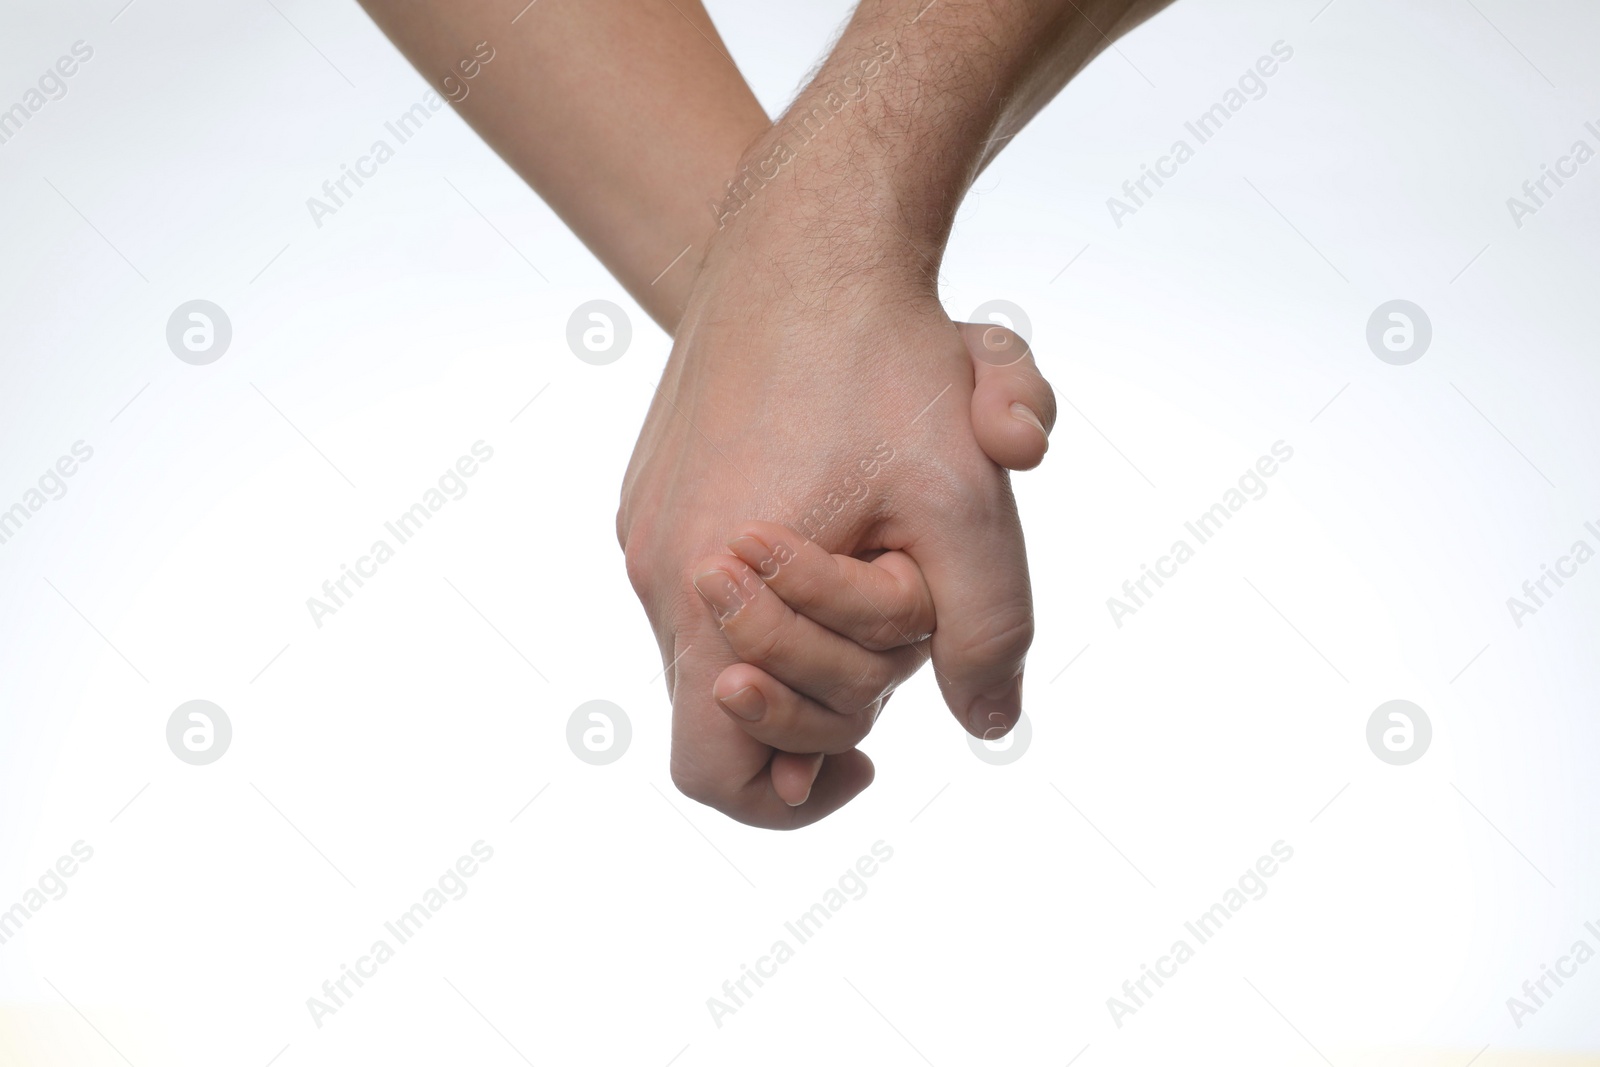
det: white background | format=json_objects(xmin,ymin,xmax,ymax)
[{"xmin": 2, "ymin": 0, "xmax": 1598, "ymax": 1063}]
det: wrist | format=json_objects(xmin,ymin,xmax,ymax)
[
  {"xmin": 700, "ymin": 123, "xmax": 950, "ymax": 304},
  {"xmin": 703, "ymin": 184, "xmax": 943, "ymax": 311}
]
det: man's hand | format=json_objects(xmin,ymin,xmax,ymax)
[
  {"xmin": 687, "ymin": 314, "xmax": 1059, "ymax": 811},
  {"xmin": 617, "ymin": 192, "xmax": 1040, "ymax": 827}
]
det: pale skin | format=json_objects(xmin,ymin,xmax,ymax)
[{"xmin": 357, "ymin": 0, "xmax": 1173, "ymax": 826}]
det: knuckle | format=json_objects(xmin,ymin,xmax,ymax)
[
  {"xmin": 1031, "ymin": 373, "xmax": 1059, "ymax": 430},
  {"xmin": 622, "ymin": 543, "xmax": 651, "ymax": 599},
  {"xmin": 988, "ymin": 324, "xmax": 1024, "ymax": 353},
  {"xmin": 974, "ymin": 323, "xmax": 1025, "ymax": 363},
  {"xmin": 619, "ymin": 518, "xmax": 672, "ymax": 604},
  {"xmin": 951, "ymin": 601, "xmax": 1035, "ymax": 666},
  {"xmin": 844, "ymin": 706, "xmax": 878, "ymax": 748},
  {"xmin": 858, "ymin": 610, "xmax": 918, "ymax": 652},
  {"xmin": 763, "ymin": 534, "xmax": 803, "ymax": 572},
  {"xmin": 669, "ymin": 759, "xmax": 724, "ymax": 809},
  {"xmin": 736, "ymin": 615, "xmax": 793, "ymax": 667},
  {"xmin": 825, "ymin": 659, "xmax": 896, "ymax": 716},
  {"xmin": 808, "ymin": 705, "xmax": 876, "ymax": 755},
  {"xmin": 776, "ymin": 566, "xmax": 828, "ymax": 610}
]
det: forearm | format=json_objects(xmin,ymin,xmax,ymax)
[
  {"xmin": 715, "ymin": 0, "xmax": 1173, "ymax": 285},
  {"xmin": 356, "ymin": 0, "xmax": 770, "ymax": 332}
]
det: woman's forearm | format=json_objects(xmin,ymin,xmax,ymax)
[{"xmin": 356, "ymin": 0, "xmax": 771, "ymax": 332}]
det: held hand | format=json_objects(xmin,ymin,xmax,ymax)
[
  {"xmin": 617, "ymin": 217, "xmax": 1049, "ymax": 827},
  {"xmin": 693, "ymin": 323, "xmax": 1058, "ymax": 808}
]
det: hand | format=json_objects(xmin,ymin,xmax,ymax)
[
  {"xmin": 694, "ymin": 315, "xmax": 1059, "ymax": 808},
  {"xmin": 617, "ymin": 208, "xmax": 1047, "ymax": 828},
  {"xmin": 702, "ymin": 521, "xmax": 934, "ymax": 807}
]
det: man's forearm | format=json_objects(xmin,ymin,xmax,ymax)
[
  {"xmin": 357, "ymin": 0, "xmax": 770, "ymax": 331},
  {"xmin": 716, "ymin": 0, "xmax": 1173, "ymax": 284}
]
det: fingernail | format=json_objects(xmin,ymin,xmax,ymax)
[
  {"xmin": 718, "ymin": 685, "xmax": 766, "ymax": 722},
  {"xmin": 787, "ymin": 753, "xmax": 825, "ymax": 806},
  {"xmin": 725, "ymin": 536, "xmax": 775, "ymax": 578},
  {"xmin": 1011, "ymin": 402, "xmax": 1048, "ymax": 440},
  {"xmin": 694, "ymin": 569, "xmax": 744, "ymax": 618},
  {"xmin": 967, "ymin": 679, "xmax": 1021, "ymax": 739}
]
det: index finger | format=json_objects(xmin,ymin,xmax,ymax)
[{"xmin": 666, "ymin": 602, "xmax": 876, "ymax": 830}]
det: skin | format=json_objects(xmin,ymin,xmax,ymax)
[
  {"xmin": 356, "ymin": 0, "xmax": 766, "ymax": 332},
  {"xmin": 354, "ymin": 0, "xmax": 1058, "ymax": 455},
  {"xmin": 358, "ymin": 0, "xmax": 1172, "ymax": 827},
  {"xmin": 695, "ymin": 325, "xmax": 1055, "ymax": 808},
  {"xmin": 621, "ymin": 0, "xmax": 1175, "ymax": 826}
]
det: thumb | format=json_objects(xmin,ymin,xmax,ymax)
[
  {"xmin": 903, "ymin": 476, "xmax": 1034, "ymax": 742},
  {"xmin": 959, "ymin": 321, "xmax": 1057, "ymax": 472}
]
